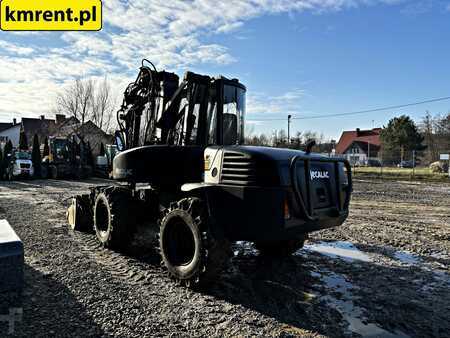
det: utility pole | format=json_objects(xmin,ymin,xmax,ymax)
[{"xmin": 287, "ymin": 115, "xmax": 292, "ymax": 144}]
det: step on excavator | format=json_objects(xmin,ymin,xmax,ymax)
[{"xmin": 67, "ymin": 59, "xmax": 352, "ymax": 287}]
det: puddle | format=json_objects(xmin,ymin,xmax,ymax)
[
  {"xmin": 301, "ymin": 241, "xmax": 372, "ymax": 262},
  {"xmin": 234, "ymin": 241, "xmax": 257, "ymax": 256},
  {"xmin": 393, "ymin": 251, "xmax": 420, "ymax": 265},
  {"xmin": 313, "ymin": 270, "xmax": 410, "ymax": 338}
]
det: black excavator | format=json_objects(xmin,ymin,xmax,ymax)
[{"xmin": 68, "ymin": 59, "xmax": 352, "ymax": 287}]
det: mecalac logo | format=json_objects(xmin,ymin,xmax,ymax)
[{"xmin": 310, "ymin": 170, "xmax": 329, "ymax": 180}]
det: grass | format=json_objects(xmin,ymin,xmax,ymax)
[{"xmin": 352, "ymin": 166, "xmax": 449, "ymax": 182}]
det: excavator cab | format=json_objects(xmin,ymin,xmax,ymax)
[{"xmin": 115, "ymin": 62, "xmax": 246, "ymax": 151}]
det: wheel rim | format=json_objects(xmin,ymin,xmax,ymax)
[
  {"xmin": 163, "ymin": 216, "xmax": 196, "ymax": 267},
  {"xmin": 95, "ymin": 198, "xmax": 109, "ymax": 236}
]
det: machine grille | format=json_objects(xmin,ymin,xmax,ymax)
[
  {"xmin": 20, "ymin": 163, "xmax": 31, "ymax": 169},
  {"xmin": 220, "ymin": 151, "xmax": 257, "ymax": 186}
]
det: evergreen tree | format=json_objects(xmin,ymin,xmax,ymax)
[
  {"xmin": 31, "ymin": 134, "xmax": 42, "ymax": 177},
  {"xmin": 380, "ymin": 115, "xmax": 425, "ymax": 164},
  {"xmin": 0, "ymin": 145, "xmax": 3, "ymax": 179},
  {"xmin": 2, "ymin": 140, "xmax": 13, "ymax": 178},
  {"xmin": 43, "ymin": 137, "xmax": 50, "ymax": 157},
  {"xmin": 100, "ymin": 142, "xmax": 106, "ymax": 156},
  {"xmin": 19, "ymin": 131, "xmax": 29, "ymax": 150},
  {"xmin": 86, "ymin": 141, "xmax": 94, "ymax": 166}
]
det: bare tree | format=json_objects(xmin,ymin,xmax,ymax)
[
  {"xmin": 91, "ymin": 77, "xmax": 115, "ymax": 132},
  {"xmin": 420, "ymin": 111, "xmax": 437, "ymax": 163},
  {"xmin": 55, "ymin": 77, "xmax": 116, "ymax": 132},
  {"xmin": 56, "ymin": 78, "xmax": 93, "ymax": 125}
]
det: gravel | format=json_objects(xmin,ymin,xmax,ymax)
[{"xmin": 0, "ymin": 178, "xmax": 448, "ymax": 337}]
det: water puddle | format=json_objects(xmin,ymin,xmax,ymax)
[
  {"xmin": 393, "ymin": 251, "xmax": 420, "ymax": 265},
  {"xmin": 313, "ymin": 270, "xmax": 409, "ymax": 338},
  {"xmin": 302, "ymin": 241, "xmax": 372, "ymax": 262}
]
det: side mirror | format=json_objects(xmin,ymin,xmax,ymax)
[{"xmin": 115, "ymin": 131, "xmax": 125, "ymax": 152}]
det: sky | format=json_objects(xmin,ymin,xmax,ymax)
[{"xmin": 1, "ymin": 0, "xmax": 450, "ymax": 140}]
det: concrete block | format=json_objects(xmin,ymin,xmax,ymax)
[{"xmin": 0, "ymin": 220, "xmax": 23, "ymax": 292}]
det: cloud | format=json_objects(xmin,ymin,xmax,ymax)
[
  {"xmin": 0, "ymin": 0, "xmax": 403, "ymax": 122},
  {"xmin": 0, "ymin": 40, "xmax": 35, "ymax": 56},
  {"xmin": 400, "ymin": 0, "xmax": 433, "ymax": 16},
  {"xmin": 247, "ymin": 89, "xmax": 306, "ymax": 116}
]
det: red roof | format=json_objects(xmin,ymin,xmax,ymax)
[{"xmin": 336, "ymin": 128, "xmax": 382, "ymax": 154}]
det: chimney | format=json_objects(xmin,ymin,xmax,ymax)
[
  {"xmin": 40, "ymin": 115, "xmax": 45, "ymax": 120},
  {"xmin": 356, "ymin": 128, "xmax": 361, "ymax": 136},
  {"xmin": 55, "ymin": 114, "xmax": 66, "ymax": 125},
  {"xmin": 13, "ymin": 118, "xmax": 17, "ymax": 125}
]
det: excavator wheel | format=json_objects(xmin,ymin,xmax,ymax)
[
  {"xmin": 67, "ymin": 195, "xmax": 93, "ymax": 232},
  {"xmin": 93, "ymin": 189, "xmax": 136, "ymax": 249},
  {"xmin": 159, "ymin": 197, "xmax": 231, "ymax": 288},
  {"xmin": 254, "ymin": 236, "xmax": 307, "ymax": 257},
  {"xmin": 49, "ymin": 165, "xmax": 58, "ymax": 179}
]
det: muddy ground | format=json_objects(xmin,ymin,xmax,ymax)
[{"xmin": 0, "ymin": 178, "xmax": 449, "ymax": 337}]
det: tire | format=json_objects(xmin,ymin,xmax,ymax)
[
  {"xmin": 67, "ymin": 195, "xmax": 93, "ymax": 232},
  {"xmin": 159, "ymin": 197, "xmax": 231, "ymax": 288},
  {"xmin": 50, "ymin": 166, "xmax": 58, "ymax": 179},
  {"xmin": 93, "ymin": 189, "xmax": 136, "ymax": 249},
  {"xmin": 255, "ymin": 237, "xmax": 307, "ymax": 257}
]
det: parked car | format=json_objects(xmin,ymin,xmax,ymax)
[
  {"xmin": 397, "ymin": 160, "xmax": 415, "ymax": 168},
  {"xmin": 5, "ymin": 150, "xmax": 34, "ymax": 180},
  {"xmin": 367, "ymin": 159, "xmax": 382, "ymax": 167}
]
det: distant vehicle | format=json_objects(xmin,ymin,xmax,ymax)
[
  {"xmin": 354, "ymin": 159, "xmax": 381, "ymax": 167},
  {"xmin": 398, "ymin": 160, "xmax": 415, "ymax": 168},
  {"xmin": 367, "ymin": 159, "xmax": 382, "ymax": 167},
  {"xmin": 42, "ymin": 136, "xmax": 92, "ymax": 179},
  {"xmin": 4, "ymin": 150, "xmax": 34, "ymax": 180}
]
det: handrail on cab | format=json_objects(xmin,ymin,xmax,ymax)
[{"xmin": 289, "ymin": 155, "xmax": 352, "ymax": 221}]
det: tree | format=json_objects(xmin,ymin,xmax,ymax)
[
  {"xmin": 2, "ymin": 140, "xmax": 13, "ymax": 178},
  {"xmin": 420, "ymin": 112, "xmax": 438, "ymax": 164},
  {"xmin": 91, "ymin": 77, "xmax": 115, "ymax": 132},
  {"xmin": 56, "ymin": 78, "xmax": 93, "ymax": 126},
  {"xmin": 86, "ymin": 141, "xmax": 94, "ymax": 166},
  {"xmin": 380, "ymin": 115, "xmax": 425, "ymax": 164},
  {"xmin": 435, "ymin": 112, "xmax": 450, "ymax": 153},
  {"xmin": 19, "ymin": 131, "xmax": 28, "ymax": 150},
  {"xmin": 99, "ymin": 142, "xmax": 106, "ymax": 156},
  {"xmin": 43, "ymin": 137, "xmax": 50, "ymax": 158},
  {"xmin": 0, "ymin": 145, "xmax": 3, "ymax": 179},
  {"xmin": 55, "ymin": 77, "xmax": 116, "ymax": 132},
  {"xmin": 31, "ymin": 134, "xmax": 41, "ymax": 177}
]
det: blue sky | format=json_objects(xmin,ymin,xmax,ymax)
[{"xmin": 1, "ymin": 0, "xmax": 450, "ymax": 140}]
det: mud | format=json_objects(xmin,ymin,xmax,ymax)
[{"xmin": 0, "ymin": 178, "xmax": 448, "ymax": 337}]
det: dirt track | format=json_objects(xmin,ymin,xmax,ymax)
[{"xmin": 0, "ymin": 178, "xmax": 449, "ymax": 337}]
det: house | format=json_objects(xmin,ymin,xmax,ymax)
[
  {"xmin": 0, "ymin": 122, "xmax": 13, "ymax": 133},
  {"xmin": 0, "ymin": 114, "xmax": 113, "ymax": 156},
  {"xmin": 55, "ymin": 119, "xmax": 114, "ymax": 156},
  {"xmin": 335, "ymin": 128, "xmax": 382, "ymax": 164},
  {"xmin": 0, "ymin": 120, "xmax": 20, "ymax": 147},
  {"xmin": 0, "ymin": 115, "xmax": 57, "ymax": 148}
]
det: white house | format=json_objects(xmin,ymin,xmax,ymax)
[{"xmin": 0, "ymin": 123, "xmax": 20, "ymax": 149}]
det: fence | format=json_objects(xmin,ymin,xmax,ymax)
[{"xmin": 325, "ymin": 151, "xmax": 449, "ymax": 181}]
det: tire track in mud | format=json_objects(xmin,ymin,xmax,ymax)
[
  {"xmin": 5, "ymin": 180, "xmax": 171, "ymax": 297},
  {"xmin": 28, "ymin": 183, "xmax": 297, "ymax": 336}
]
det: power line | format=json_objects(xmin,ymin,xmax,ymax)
[{"xmin": 246, "ymin": 96, "xmax": 450, "ymax": 121}]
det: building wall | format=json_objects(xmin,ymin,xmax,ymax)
[{"xmin": 0, "ymin": 125, "xmax": 20, "ymax": 148}]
